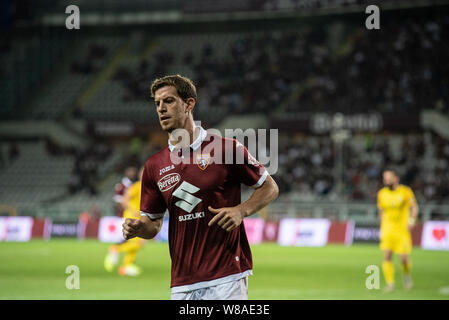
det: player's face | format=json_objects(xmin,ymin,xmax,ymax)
[
  {"xmin": 154, "ymin": 86, "xmax": 189, "ymax": 133},
  {"xmin": 383, "ymin": 171, "xmax": 398, "ymax": 189},
  {"xmin": 125, "ymin": 167, "xmax": 137, "ymax": 181}
]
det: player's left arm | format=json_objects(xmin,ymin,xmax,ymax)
[
  {"xmin": 408, "ymin": 188, "xmax": 419, "ymax": 230},
  {"xmin": 208, "ymin": 174, "xmax": 279, "ymax": 232}
]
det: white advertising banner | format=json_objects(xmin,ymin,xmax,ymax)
[
  {"xmin": 98, "ymin": 216, "xmax": 124, "ymax": 243},
  {"xmin": 0, "ymin": 217, "xmax": 5, "ymax": 240},
  {"xmin": 421, "ymin": 221, "xmax": 449, "ymax": 251},
  {"xmin": 278, "ymin": 218, "xmax": 331, "ymax": 247},
  {"xmin": 0, "ymin": 216, "xmax": 34, "ymax": 242},
  {"xmin": 155, "ymin": 217, "xmax": 169, "ymax": 242}
]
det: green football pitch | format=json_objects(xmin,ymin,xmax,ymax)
[{"xmin": 1, "ymin": 240, "xmax": 448, "ymax": 300}]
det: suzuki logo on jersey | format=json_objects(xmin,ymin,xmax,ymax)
[
  {"xmin": 179, "ymin": 211, "xmax": 205, "ymax": 222},
  {"xmin": 159, "ymin": 164, "xmax": 175, "ymax": 175},
  {"xmin": 173, "ymin": 181, "xmax": 202, "ymax": 214},
  {"xmin": 158, "ymin": 173, "xmax": 181, "ymax": 192},
  {"xmin": 196, "ymin": 153, "xmax": 211, "ymax": 170}
]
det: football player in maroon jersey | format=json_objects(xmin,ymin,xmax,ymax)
[
  {"xmin": 113, "ymin": 166, "xmax": 137, "ymax": 217},
  {"xmin": 122, "ymin": 75, "xmax": 278, "ymax": 300}
]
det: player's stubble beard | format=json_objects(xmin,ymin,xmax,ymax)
[
  {"xmin": 164, "ymin": 108, "xmax": 196, "ymax": 150},
  {"xmin": 161, "ymin": 101, "xmax": 190, "ymax": 134},
  {"xmin": 162, "ymin": 114, "xmax": 185, "ymax": 134},
  {"xmin": 160, "ymin": 112, "xmax": 181, "ymax": 133}
]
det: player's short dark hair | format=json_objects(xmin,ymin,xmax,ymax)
[
  {"xmin": 383, "ymin": 167, "xmax": 398, "ymax": 176},
  {"xmin": 150, "ymin": 74, "xmax": 197, "ymax": 102}
]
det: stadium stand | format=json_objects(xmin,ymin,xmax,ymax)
[
  {"xmin": 275, "ymin": 132, "xmax": 449, "ymax": 202},
  {"xmin": 0, "ymin": 31, "xmax": 68, "ymax": 118},
  {"xmin": 28, "ymin": 36, "xmax": 123, "ymax": 119},
  {"xmin": 0, "ymin": 141, "xmax": 72, "ymax": 204},
  {"xmin": 71, "ymin": 12, "xmax": 449, "ymax": 124}
]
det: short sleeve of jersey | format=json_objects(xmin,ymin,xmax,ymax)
[
  {"xmin": 140, "ymin": 162, "xmax": 167, "ymax": 220},
  {"xmin": 231, "ymin": 139, "xmax": 268, "ymax": 188},
  {"xmin": 405, "ymin": 186, "xmax": 417, "ymax": 206}
]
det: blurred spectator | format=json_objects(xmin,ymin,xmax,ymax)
[
  {"xmin": 45, "ymin": 137, "xmax": 63, "ymax": 156},
  {"xmin": 71, "ymin": 44, "xmax": 107, "ymax": 75},
  {"xmin": 8, "ymin": 142, "xmax": 19, "ymax": 163},
  {"xmin": 65, "ymin": 140, "xmax": 112, "ymax": 196},
  {"xmin": 0, "ymin": 144, "xmax": 4, "ymax": 169}
]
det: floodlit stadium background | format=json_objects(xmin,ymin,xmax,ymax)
[{"xmin": 1, "ymin": 0, "xmax": 449, "ymax": 299}]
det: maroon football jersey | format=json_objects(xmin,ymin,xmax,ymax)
[{"xmin": 140, "ymin": 127, "xmax": 267, "ymax": 292}]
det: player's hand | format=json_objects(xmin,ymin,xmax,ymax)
[
  {"xmin": 408, "ymin": 217, "xmax": 416, "ymax": 232},
  {"xmin": 207, "ymin": 205, "xmax": 245, "ymax": 232},
  {"xmin": 122, "ymin": 218, "xmax": 142, "ymax": 240}
]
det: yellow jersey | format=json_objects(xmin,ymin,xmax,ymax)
[
  {"xmin": 377, "ymin": 184, "xmax": 416, "ymax": 234},
  {"xmin": 123, "ymin": 181, "xmax": 142, "ymax": 220}
]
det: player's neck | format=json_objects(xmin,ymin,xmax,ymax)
[
  {"xmin": 389, "ymin": 183, "xmax": 399, "ymax": 191},
  {"xmin": 168, "ymin": 118, "xmax": 198, "ymax": 149}
]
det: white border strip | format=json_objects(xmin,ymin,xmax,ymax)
[
  {"xmin": 140, "ymin": 211, "xmax": 165, "ymax": 220},
  {"xmin": 252, "ymin": 170, "xmax": 268, "ymax": 189}
]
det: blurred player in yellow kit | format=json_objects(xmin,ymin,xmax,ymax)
[
  {"xmin": 104, "ymin": 167, "xmax": 146, "ymax": 276},
  {"xmin": 377, "ymin": 169, "xmax": 418, "ymax": 292}
]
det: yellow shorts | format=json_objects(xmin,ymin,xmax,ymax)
[
  {"xmin": 127, "ymin": 236, "xmax": 144, "ymax": 243},
  {"xmin": 380, "ymin": 230, "xmax": 412, "ymax": 254}
]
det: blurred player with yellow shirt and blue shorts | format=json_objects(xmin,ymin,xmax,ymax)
[
  {"xmin": 104, "ymin": 167, "xmax": 146, "ymax": 276},
  {"xmin": 377, "ymin": 169, "xmax": 419, "ymax": 292}
]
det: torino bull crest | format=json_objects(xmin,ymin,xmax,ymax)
[{"xmin": 196, "ymin": 153, "xmax": 211, "ymax": 170}]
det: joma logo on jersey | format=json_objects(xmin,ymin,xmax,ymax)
[
  {"xmin": 157, "ymin": 173, "xmax": 180, "ymax": 192},
  {"xmin": 179, "ymin": 211, "xmax": 205, "ymax": 222},
  {"xmin": 159, "ymin": 164, "xmax": 175, "ymax": 175}
]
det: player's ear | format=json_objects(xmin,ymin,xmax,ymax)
[{"xmin": 185, "ymin": 98, "xmax": 195, "ymax": 114}]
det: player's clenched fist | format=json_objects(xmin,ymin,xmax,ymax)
[{"xmin": 122, "ymin": 218, "xmax": 142, "ymax": 240}]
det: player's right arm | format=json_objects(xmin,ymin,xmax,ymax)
[
  {"xmin": 122, "ymin": 216, "xmax": 163, "ymax": 240},
  {"xmin": 377, "ymin": 190, "xmax": 383, "ymax": 224}
]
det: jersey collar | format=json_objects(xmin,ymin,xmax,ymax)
[
  {"xmin": 168, "ymin": 126, "xmax": 207, "ymax": 152},
  {"xmin": 121, "ymin": 177, "xmax": 133, "ymax": 188}
]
